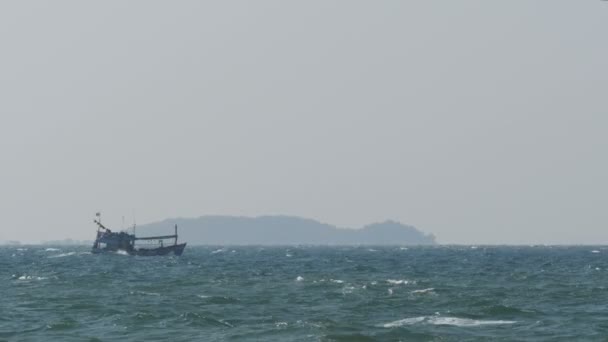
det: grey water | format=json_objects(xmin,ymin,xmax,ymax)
[{"xmin": 2, "ymin": 246, "xmax": 608, "ymax": 341}]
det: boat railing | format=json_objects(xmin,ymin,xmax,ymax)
[{"xmin": 134, "ymin": 235, "xmax": 177, "ymax": 241}]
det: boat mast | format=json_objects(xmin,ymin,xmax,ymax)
[
  {"xmin": 175, "ymin": 224, "xmax": 178, "ymax": 246},
  {"xmin": 93, "ymin": 212, "xmax": 101, "ymax": 249}
]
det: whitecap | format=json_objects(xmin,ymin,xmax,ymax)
[
  {"xmin": 342, "ymin": 286, "xmax": 356, "ymax": 294},
  {"xmin": 17, "ymin": 275, "xmax": 47, "ymax": 281},
  {"xmin": 45, "ymin": 248, "xmax": 61, "ymax": 252},
  {"xmin": 275, "ymin": 322, "xmax": 288, "ymax": 328},
  {"xmin": 383, "ymin": 316, "xmax": 425, "ymax": 327},
  {"xmin": 400, "ymin": 247, "xmax": 408, "ymax": 250},
  {"xmin": 219, "ymin": 319, "xmax": 234, "ymax": 328},
  {"xmin": 296, "ymin": 276, "xmax": 304, "ymax": 282},
  {"xmin": 114, "ymin": 250, "xmax": 129, "ymax": 256},
  {"xmin": 368, "ymin": 248, "xmax": 377, "ymax": 252},
  {"xmin": 382, "ymin": 316, "xmax": 516, "ymax": 328},
  {"xmin": 211, "ymin": 248, "xmax": 225, "ymax": 254},
  {"xmin": 286, "ymin": 253, "xmax": 293, "ymax": 257},
  {"xmin": 411, "ymin": 288, "xmax": 435, "ymax": 294},
  {"xmin": 16, "ymin": 248, "xmax": 28, "ymax": 251},
  {"xmin": 470, "ymin": 246, "xmax": 478, "ymax": 249},
  {"xmin": 388, "ymin": 288, "xmax": 393, "ymax": 295},
  {"xmin": 387, "ymin": 279, "xmax": 411, "ymax": 285},
  {"xmin": 330, "ymin": 279, "xmax": 344, "ymax": 284},
  {"xmin": 48, "ymin": 252, "xmax": 76, "ymax": 258},
  {"xmin": 591, "ymin": 250, "xmax": 600, "ymax": 253}
]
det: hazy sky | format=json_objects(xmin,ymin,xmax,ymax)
[{"xmin": 1, "ymin": 1, "xmax": 606, "ymax": 244}]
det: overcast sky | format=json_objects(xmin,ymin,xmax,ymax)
[{"xmin": 1, "ymin": 1, "xmax": 606, "ymax": 244}]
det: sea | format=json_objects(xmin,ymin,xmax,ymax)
[{"xmin": 2, "ymin": 245, "xmax": 608, "ymax": 341}]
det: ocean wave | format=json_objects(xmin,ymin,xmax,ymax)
[
  {"xmin": 387, "ymin": 279, "xmax": 413, "ymax": 285},
  {"xmin": 196, "ymin": 295, "xmax": 240, "ymax": 304},
  {"xmin": 15, "ymin": 275, "xmax": 48, "ymax": 281},
  {"xmin": 44, "ymin": 248, "xmax": 61, "ymax": 252},
  {"xmin": 48, "ymin": 252, "xmax": 76, "ymax": 258},
  {"xmin": 130, "ymin": 291, "xmax": 160, "ymax": 296},
  {"xmin": 211, "ymin": 248, "xmax": 225, "ymax": 254},
  {"xmin": 411, "ymin": 288, "xmax": 435, "ymax": 294},
  {"xmin": 382, "ymin": 316, "xmax": 516, "ymax": 328},
  {"xmin": 178, "ymin": 312, "xmax": 234, "ymax": 328},
  {"xmin": 341, "ymin": 286, "xmax": 356, "ymax": 294},
  {"xmin": 296, "ymin": 276, "xmax": 304, "ymax": 282}
]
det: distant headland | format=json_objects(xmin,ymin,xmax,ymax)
[{"xmin": 136, "ymin": 216, "xmax": 436, "ymax": 245}]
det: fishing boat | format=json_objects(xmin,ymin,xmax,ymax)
[{"xmin": 91, "ymin": 214, "xmax": 186, "ymax": 256}]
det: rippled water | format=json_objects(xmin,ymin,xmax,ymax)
[{"xmin": 2, "ymin": 246, "xmax": 608, "ymax": 341}]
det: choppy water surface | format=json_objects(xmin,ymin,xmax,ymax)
[{"xmin": 2, "ymin": 246, "xmax": 608, "ymax": 341}]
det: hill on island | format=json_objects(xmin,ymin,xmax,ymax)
[{"xmin": 136, "ymin": 216, "xmax": 436, "ymax": 245}]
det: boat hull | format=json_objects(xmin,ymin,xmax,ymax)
[
  {"xmin": 91, "ymin": 243, "xmax": 187, "ymax": 256},
  {"xmin": 133, "ymin": 243, "xmax": 187, "ymax": 256}
]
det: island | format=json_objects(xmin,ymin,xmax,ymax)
[{"xmin": 136, "ymin": 216, "xmax": 436, "ymax": 245}]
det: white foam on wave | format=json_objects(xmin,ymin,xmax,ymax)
[
  {"xmin": 330, "ymin": 279, "xmax": 344, "ymax": 284},
  {"xmin": 411, "ymin": 288, "xmax": 435, "ymax": 294},
  {"xmin": 382, "ymin": 316, "xmax": 516, "ymax": 328},
  {"xmin": 296, "ymin": 276, "xmax": 304, "ymax": 282},
  {"xmin": 113, "ymin": 250, "xmax": 129, "ymax": 256},
  {"xmin": 342, "ymin": 286, "xmax": 356, "ymax": 294},
  {"xmin": 16, "ymin": 275, "xmax": 48, "ymax": 281},
  {"xmin": 48, "ymin": 252, "xmax": 76, "ymax": 258},
  {"xmin": 387, "ymin": 279, "xmax": 412, "ymax": 285},
  {"xmin": 286, "ymin": 253, "xmax": 293, "ymax": 257},
  {"xmin": 591, "ymin": 250, "xmax": 600, "ymax": 253},
  {"xmin": 45, "ymin": 248, "xmax": 61, "ymax": 252},
  {"xmin": 211, "ymin": 248, "xmax": 225, "ymax": 254}
]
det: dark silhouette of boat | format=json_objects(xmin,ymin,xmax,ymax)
[{"xmin": 92, "ymin": 214, "xmax": 186, "ymax": 256}]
